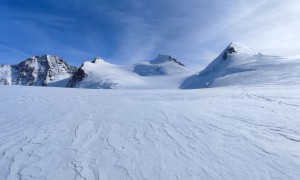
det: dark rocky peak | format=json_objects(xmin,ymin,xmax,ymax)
[
  {"xmin": 66, "ymin": 63, "xmax": 87, "ymax": 87},
  {"xmin": 151, "ymin": 55, "xmax": 185, "ymax": 67},
  {"xmin": 223, "ymin": 47, "xmax": 237, "ymax": 60}
]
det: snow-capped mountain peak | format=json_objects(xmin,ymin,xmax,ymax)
[
  {"xmin": 225, "ymin": 42, "xmax": 261, "ymax": 57},
  {"xmin": 133, "ymin": 55, "xmax": 189, "ymax": 76},
  {"xmin": 222, "ymin": 42, "xmax": 260, "ymax": 60},
  {"xmin": 91, "ymin": 57, "xmax": 106, "ymax": 64},
  {"xmin": 0, "ymin": 55, "xmax": 77, "ymax": 86},
  {"xmin": 181, "ymin": 42, "xmax": 300, "ymax": 89},
  {"xmin": 67, "ymin": 57, "xmax": 144, "ymax": 89},
  {"xmin": 67, "ymin": 54, "xmax": 193, "ymax": 89},
  {"xmin": 150, "ymin": 54, "xmax": 185, "ymax": 66}
]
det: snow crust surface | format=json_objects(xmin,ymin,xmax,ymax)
[{"xmin": 0, "ymin": 85, "xmax": 300, "ymax": 180}]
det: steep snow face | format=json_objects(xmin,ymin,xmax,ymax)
[
  {"xmin": 0, "ymin": 55, "xmax": 77, "ymax": 86},
  {"xmin": 133, "ymin": 55, "xmax": 189, "ymax": 76},
  {"xmin": 181, "ymin": 42, "xmax": 300, "ymax": 89},
  {"xmin": 68, "ymin": 56, "xmax": 193, "ymax": 89}
]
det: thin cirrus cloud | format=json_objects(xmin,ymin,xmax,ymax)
[{"xmin": 0, "ymin": 0, "xmax": 299, "ymax": 69}]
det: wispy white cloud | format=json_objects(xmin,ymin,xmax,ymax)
[
  {"xmin": 1, "ymin": 0, "xmax": 299, "ymax": 69},
  {"xmin": 229, "ymin": 0, "xmax": 300, "ymax": 56},
  {"xmin": 110, "ymin": 0, "xmax": 300, "ymax": 68}
]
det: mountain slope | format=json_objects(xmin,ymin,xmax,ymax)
[
  {"xmin": 181, "ymin": 42, "xmax": 300, "ymax": 89},
  {"xmin": 67, "ymin": 57, "xmax": 145, "ymax": 89},
  {"xmin": 0, "ymin": 55, "xmax": 77, "ymax": 86},
  {"xmin": 133, "ymin": 55, "xmax": 189, "ymax": 76},
  {"xmin": 67, "ymin": 56, "xmax": 193, "ymax": 89}
]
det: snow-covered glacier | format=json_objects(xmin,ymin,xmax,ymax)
[
  {"xmin": 0, "ymin": 85, "xmax": 300, "ymax": 180},
  {"xmin": 1, "ymin": 42, "xmax": 300, "ymax": 180}
]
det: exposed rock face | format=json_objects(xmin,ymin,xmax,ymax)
[
  {"xmin": 223, "ymin": 47, "xmax": 237, "ymax": 60},
  {"xmin": 169, "ymin": 57, "xmax": 185, "ymax": 67},
  {"xmin": 0, "ymin": 55, "xmax": 77, "ymax": 86},
  {"xmin": 150, "ymin": 55, "xmax": 185, "ymax": 66},
  {"xmin": 66, "ymin": 57, "xmax": 105, "ymax": 88},
  {"xmin": 66, "ymin": 64, "xmax": 87, "ymax": 88}
]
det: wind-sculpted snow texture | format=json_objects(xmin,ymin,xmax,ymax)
[{"xmin": 0, "ymin": 85, "xmax": 300, "ymax": 180}]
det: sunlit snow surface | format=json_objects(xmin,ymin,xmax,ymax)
[
  {"xmin": 0, "ymin": 86, "xmax": 300, "ymax": 180},
  {"xmin": 181, "ymin": 43, "xmax": 300, "ymax": 89}
]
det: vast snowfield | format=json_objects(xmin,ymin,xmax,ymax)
[{"xmin": 1, "ymin": 85, "xmax": 300, "ymax": 180}]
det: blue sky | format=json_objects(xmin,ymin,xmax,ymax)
[{"xmin": 1, "ymin": 0, "xmax": 300, "ymax": 68}]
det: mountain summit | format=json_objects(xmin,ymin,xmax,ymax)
[
  {"xmin": 181, "ymin": 42, "xmax": 300, "ymax": 88},
  {"xmin": 150, "ymin": 55, "xmax": 185, "ymax": 66},
  {"xmin": 2, "ymin": 42, "xmax": 299, "ymax": 89},
  {"xmin": 67, "ymin": 57, "xmax": 144, "ymax": 89},
  {"xmin": 0, "ymin": 55, "xmax": 77, "ymax": 86},
  {"xmin": 67, "ymin": 55, "xmax": 193, "ymax": 89},
  {"xmin": 133, "ymin": 54, "xmax": 189, "ymax": 76}
]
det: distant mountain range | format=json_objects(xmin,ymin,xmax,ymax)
[
  {"xmin": 1, "ymin": 43, "xmax": 300, "ymax": 89},
  {"xmin": 66, "ymin": 55, "xmax": 192, "ymax": 89}
]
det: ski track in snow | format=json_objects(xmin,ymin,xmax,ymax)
[{"xmin": 0, "ymin": 86, "xmax": 300, "ymax": 180}]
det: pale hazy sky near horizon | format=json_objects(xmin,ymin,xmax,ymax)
[{"xmin": 0, "ymin": 0, "xmax": 300, "ymax": 69}]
